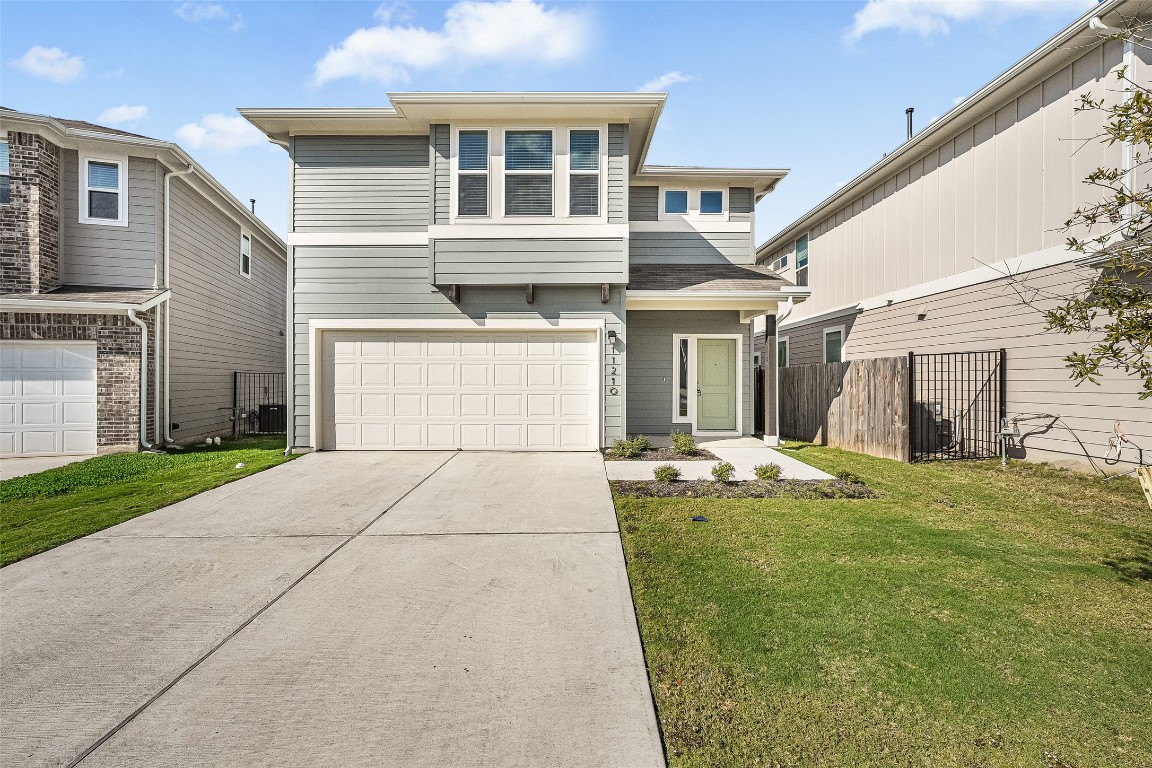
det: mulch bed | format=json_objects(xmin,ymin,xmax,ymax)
[
  {"xmin": 610, "ymin": 479, "xmax": 875, "ymax": 499},
  {"xmin": 603, "ymin": 446, "xmax": 720, "ymax": 462}
]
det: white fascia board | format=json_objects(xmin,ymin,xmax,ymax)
[
  {"xmin": 627, "ymin": 289, "xmax": 799, "ymax": 300},
  {"xmin": 428, "ymin": 224, "xmax": 629, "ymax": 239},
  {"xmin": 0, "ymin": 290, "xmax": 171, "ymax": 314},
  {"xmin": 308, "ymin": 318, "xmax": 605, "ymax": 331},
  {"xmin": 778, "ymin": 302, "xmax": 862, "ymax": 329},
  {"xmin": 289, "ymin": 232, "xmax": 431, "ymax": 247}
]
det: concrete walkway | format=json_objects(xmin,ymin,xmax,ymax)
[
  {"xmin": 0, "ymin": 454, "xmax": 92, "ymax": 480},
  {"xmin": 0, "ymin": 452, "xmax": 664, "ymax": 768},
  {"xmin": 604, "ymin": 437, "xmax": 835, "ymax": 481}
]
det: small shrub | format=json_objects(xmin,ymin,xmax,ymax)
[
  {"xmin": 607, "ymin": 438, "xmax": 640, "ymax": 459},
  {"xmin": 711, "ymin": 461, "xmax": 736, "ymax": 482},
  {"xmin": 837, "ymin": 470, "xmax": 865, "ymax": 484},
  {"xmin": 669, "ymin": 430, "xmax": 698, "ymax": 456},
  {"xmin": 754, "ymin": 463, "xmax": 782, "ymax": 482},
  {"xmin": 630, "ymin": 434, "xmax": 652, "ymax": 452},
  {"xmin": 653, "ymin": 464, "xmax": 681, "ymax": 482}
]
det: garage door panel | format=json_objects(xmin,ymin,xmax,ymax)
[
  {"xmin": 1, "ymin": 342, "xmax": 98, "ymax": 457},
  {"xmin": 325, "ymin": 330, "xmax": 597, "ymax": 451}
]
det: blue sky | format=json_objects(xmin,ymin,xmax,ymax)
[{"xmin": 2, "ymin": 0, "xmax": 1095, "ymax": 241}]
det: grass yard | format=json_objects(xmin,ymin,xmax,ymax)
[
  {"xmin": 1, "ymin": 437, "xmax": 294, "ymax": 567},
  {"xmin": 615, "ymin": 444, "xmax": 1152, "ymax": 768}
]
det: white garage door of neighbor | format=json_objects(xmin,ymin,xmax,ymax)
[
  {"xmin": 323, "ymin": 330, "xmax": 599, "ymax": 451},
  {"xmin": 0, "ymin": 342, "xmax": 98, "ymax": 457}
]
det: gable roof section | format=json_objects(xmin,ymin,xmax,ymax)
[
  {"xmin": 755, "ymin": 0, "xmax": 1135, "ymax": 260},
  {"xmin": 628, "ymin": 263, "xmax": 794, "ymax": 293}
]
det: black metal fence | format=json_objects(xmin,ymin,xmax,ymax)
[
  {"xmin": 908, "ymin": 349, "xmax": 1005, "ymax": 462},
  {"xmin": 233, "ymin": 372, "xmax": 287, "ymax": 437},
  {"xmin": 754, "ymin": 366, "xmax": 765, "ymax": 434}
]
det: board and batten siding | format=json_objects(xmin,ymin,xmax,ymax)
[
  {"xmin": 430, "ymin": 124, "xmax": 450, "ymax": 225},
  {"xmin": 167, "ymin": 177, "xmax": 286, "ymax": 441},
  {"xmin": 768, "ymin": 37, "xmax": 1140, "ymax": 321},
  {"xmin": 292, "ymin": 136, "xmax": 430, "ymax": 232},
  {"xmin": 290, "ymin": 243, "xmax": 625, "ymax": 448},
  {"xmin": 59, "ymin": 151, "xmax": 158, "ymax": 288},
  {"xmin": 782, "ymin": 264, "xmax": 1150, "ymax": 469},
  {"xmin": 607, "ymin": 124, "xmax": 628, "ymax": 224},
  {"xmin": 431, "ymin": 238, "xmax": 627, "ymax": 285},
  {"xmin": 626, "ymin": 310, "xmax": 753, "ymax": 437}
]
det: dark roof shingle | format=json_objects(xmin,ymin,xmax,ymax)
[{"xmin": 628, "ymin": 264, "xmax": 792, "ymax": 293}]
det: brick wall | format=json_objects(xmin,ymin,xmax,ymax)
[
  {"xmin": 0, "ymin": 311, "xmax": 156, "ymax": 449},
  {"xmin": 1, "ymin": 131, "xmax": 61, "ymax": 294}
]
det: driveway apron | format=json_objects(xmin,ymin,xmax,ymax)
[{"xmin": 0, "ymin": 451, "xmax": 664, "ymax": 768}]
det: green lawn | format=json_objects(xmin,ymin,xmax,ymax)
[
  {"xmin": 615, "ymin": 445, "xmax": 1152, "ymax": 767},
  {"xmin": 1, "ymin": 437, "xmax": 295, "ymax": 567}
]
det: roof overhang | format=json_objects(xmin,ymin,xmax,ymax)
[
  {"xmin": 636, "ymin": 166, "xmax": 789, "ymax": 199},
  {"xmin": 0, "ymin": 289, "xmax": 171, "ymax": 315},
  {"xmin": 0, "ymin": 110, "xmax": 285, "ymax": 258},
  {"xmin": 626, "ymin": 287, "xmax": 810, "ymax": 321},
  {"xmin": 755, "ymin": 0, "xmax": 1135, "ymax": 259}
]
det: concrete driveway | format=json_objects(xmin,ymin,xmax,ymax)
[{"xmin": 0, "ymin": 452, "xmax": 664, "ymax": 768}]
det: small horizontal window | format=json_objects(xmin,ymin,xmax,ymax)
[
  {"xmin": 700, "ymin": 190, "xmax": 723, "ymax": 214},
  {"xmin": 664, "ymin": 190, "xmax": 688, "ymax": 214}
]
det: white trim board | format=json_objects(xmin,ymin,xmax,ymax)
[
  {"xmin": 0, "ymin": 290, "xmax": 171, "ymax": 315},
  {"xmin": 669, "ymin": 333, "xmax": 744, "ymax": 438}
]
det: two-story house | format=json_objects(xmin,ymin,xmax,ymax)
[
  {"xmin": 756, "ymin": 0, "xmax": 1151, "ymax": 470},
  {"xmin": 0, "ymin": 108, "xmax": 287, "ymax": 457},
  {"xmin": 241, "ymin": 93, "xmax": 807, "ymax": 453}
]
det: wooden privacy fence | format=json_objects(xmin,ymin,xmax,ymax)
[{"xmin": 780, "ymin": 357, "xmax": 909, "ymax": 461}]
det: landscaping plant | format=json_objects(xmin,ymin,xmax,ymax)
[
  {"xmin": 669, "ymin": 430, "xmax": 698, "ymax": 456},
  {"xmin": 753, "ymin": 462, "xmax": 782, "ymax": 482},
  {"xmin": 653, "ymin": 464, "xmax": 681, "ymax": 482},
  {"xmin": 710, "ymin": 461, "xmax": 735, "ymax": 482},
  {"xmin": 608, "ymin": 438, "xmax": 642, "ymax": 459}
]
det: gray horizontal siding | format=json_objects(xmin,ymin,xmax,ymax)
[
  {"xmin": 293, "ymin": 136, "xmax": 430, "ymax": 232},
  {"xmin": 289, "ymin": 249, "xmax": 624, "ymax": 448},
  {"xmin": 780, "ymin": 309, "xmax": 858, "ymax": 366},
  {"xmin": 608, "ymin": 124, "xmax": 627, "ymax": 224},
  {"xmin": 729, "ymin": 187, "xmax": 753, "ymax": 222},
  {"xmin": 430, "ymin": 124, "xmax": 449, "ymax": 225},
  {"xmin": 626, "ymin": 310, "xmax": 752, "ymax": 437},
  {"xmin": 629, "ymin": 186, "xmax": 658, "ymax": 222},
  {"xmin": 432, "ymin": 238, "xmax": 626, "ymax": 284},
  {"xmin": 629, "ymin": 231, "xmax": 754, "ymax": 265},
  {"xmin": 168, "ymin": 176, "xmax": 286, "ymax": 442},
  {"xmin": 59, "ymin": 151, "xmax": 158, "ymax": 288}
]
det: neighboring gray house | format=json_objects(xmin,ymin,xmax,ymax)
[
  {"xmin": 756, "ymin": 0, "xmax": 1151, "ymax": 470},
  {"xmin": 242, "ymin": 93, "xmax": 807, "ymax": 452},
  {"xmin": 0, "ymin": 108, "xmax": 287, "ymax": 457}
]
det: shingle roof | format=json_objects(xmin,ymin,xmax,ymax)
[
  {"xmin": 0, "ymin": 107, "xmax": 153, "ymax": 141},
  {"xmin": 0, "ymin": 285, "xmax": 166, "ymax": 305},
  {"xmin": 627, "ymin": 264, "xmax": 792, "ymax": 293}
]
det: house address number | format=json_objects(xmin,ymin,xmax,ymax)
[{"xmin": 607, "ymin": 355, "xmax": 619, "ymax": 397}]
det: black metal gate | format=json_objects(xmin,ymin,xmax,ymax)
[
  {"xmin": 908, "ymin": 349, "xmax": 1005, "ymax": 462},
  {"xmin": 233, "ymin": 372, "xmax": 287, "ymax": 437}
]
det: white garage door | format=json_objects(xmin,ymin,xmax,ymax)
[
  {"xmin": 0, "ymin": 342, "xmax": 98, "ymax": 457},
  {"xmin": 322, "ymin": 330, "xmax": 599, "ymax": 451}
]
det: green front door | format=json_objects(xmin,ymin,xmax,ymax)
[{"xmin": 696, "ymin": 338, "xmax": 737, "ymax": 431}]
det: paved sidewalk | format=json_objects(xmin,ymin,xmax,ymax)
[
  {"xmin": 604, "ymin": 437, "xmax": 835, "ymax": 481},
  {"xmin": 0, "ymin": 454, "xmax": 91, "ymax": 480},
  {"xmin": 1, "ymin": 451, "xmax": 664, "ymax": 768}
]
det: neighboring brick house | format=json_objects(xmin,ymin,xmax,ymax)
[{"xmin": 0, "ymin": 108, "xmax": 287, "ymax": 457}]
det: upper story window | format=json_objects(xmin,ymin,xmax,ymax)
[
  {"xmin": 240, "ymin": 231, "xmax": 252, "ymax": 278},
  {"xmin": 795, "ymin": 233, "xmax": 809, "ymax": 287},
  {"xmin": 504, "ymin": 130, "xmax": 553, "ymax": 216},
  {"xmin": 664, "ymin": 190, "xmax": 688, "ymax": 214},
  {"xmin": 700, "ymin": 190, "xmax": 724, "ymax": 214},
  {"xmin": 79, "ymin": 155, "xmax": 127, "ymax": 226},
  {"xmin": 569, "ymin": 129, "xmax": 599, "ymax": 216},
  {"xmin": 457, "ymin": 130, "xmax": 489, "ymax": 217},
  {"xmin": 0, "ymin": 142, "xmax": 10, "ymax": 206}
]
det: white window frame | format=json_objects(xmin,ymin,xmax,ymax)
[
  {"xmin": 698, "ymin": 189, "xmax": 726, "ymax": 217},
  {"xmin": 566, "ymin": 126, "xmax": 604, "ymax": 218},
  {"xmin": 661, "ymin": 188, "xmax": 689, "ymax": 217},
  {"xmin": 795, "ymin": 231, "xmax": 810, "ymax": 286},
  {"xmin": 239, "ymin": 228, "xmax": 253, "ymax": 279},
  {"xmin": 823, "ymin": 326, "xmax": 844, "ymax": 363},
  {"xmin": 79, "ymin": 154, "xmax": 128, "ymax": 226},
  {"xmin": 659, "ymin": 186, "xmax": 730, "ymax": 221},
  {"xmin": 503, "ymin": 127, "xmax": 555, "ymax": 218},
  {"xmin": 777, "ymin": 336, "xmax": 789, "ymax": 368},
  {"xmin": 670, "ymin": 333, "xmax": 744, "ymax": 437},
  {"xmin": 454, "ymin": 127, "xmax": 491, "ymax": 219}
]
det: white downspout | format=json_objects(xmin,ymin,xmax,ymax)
[
  {"xmin": 769, "ymin": 296, "xmax": 796, "ymax": 447},
  {"xmin": 126, "ymin": 309, "xmax": 153, "ymax": 450},
  {"xmin": 163, "ymin": 165, "xmax": 195, "ymax": 445}
]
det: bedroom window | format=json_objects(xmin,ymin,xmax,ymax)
[
  {"xmin": 457, "ymin": 130, "xmax": 489, "ymax": 217},
  {"xmin": 80, "ymin": 156, "xmax": 126, "ymax": 225},
  {"xmin": 240, "ymin": 232, "xmax": 252, "ymax": 278},
  {"xmin": 568, "ymin": 129, "xmax": 599, "ymax": 216},
  {"xmin": 505, "ymin": 130, "xmax": 553, "ymax": 216},
  {"xmin": 664, "ymin": 189, "xmax": 688, "ymax": 214},
  {"xmin": 795, "ymin": 233, "xmax": 809, "ymax": 287},
  {"xmin": 700, "ymin": 190, "xmax": 724, "ymax": 214}
]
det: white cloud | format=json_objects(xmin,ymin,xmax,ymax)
[
  {"xmin": 11, "ymin": 46, "xmax": 84, "ymax": 83},
  {"xmin": 175, "ymin": 114, "xmax": 265, "ymax": 152},
  {"xmin": 97, "ymin": 105, "xmax": 149, "ymax": 124},
  {"xmin": 313, "ymin": 0, "xmax": 589, "ymax": 86},
  {"xmin": 846, "ymin": 0, "xmax": 1093, "ymax": 41},
  {"xmin": 952, "ymin": 95, "xmax": 965, "ymax": 106},
  {"xmin": 638, "ymin": 71, "xmax": 696, "ymax": 92},
  {"xmin": 174, "ymin": 2, "xmax": 243, "ymax": 31}
]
